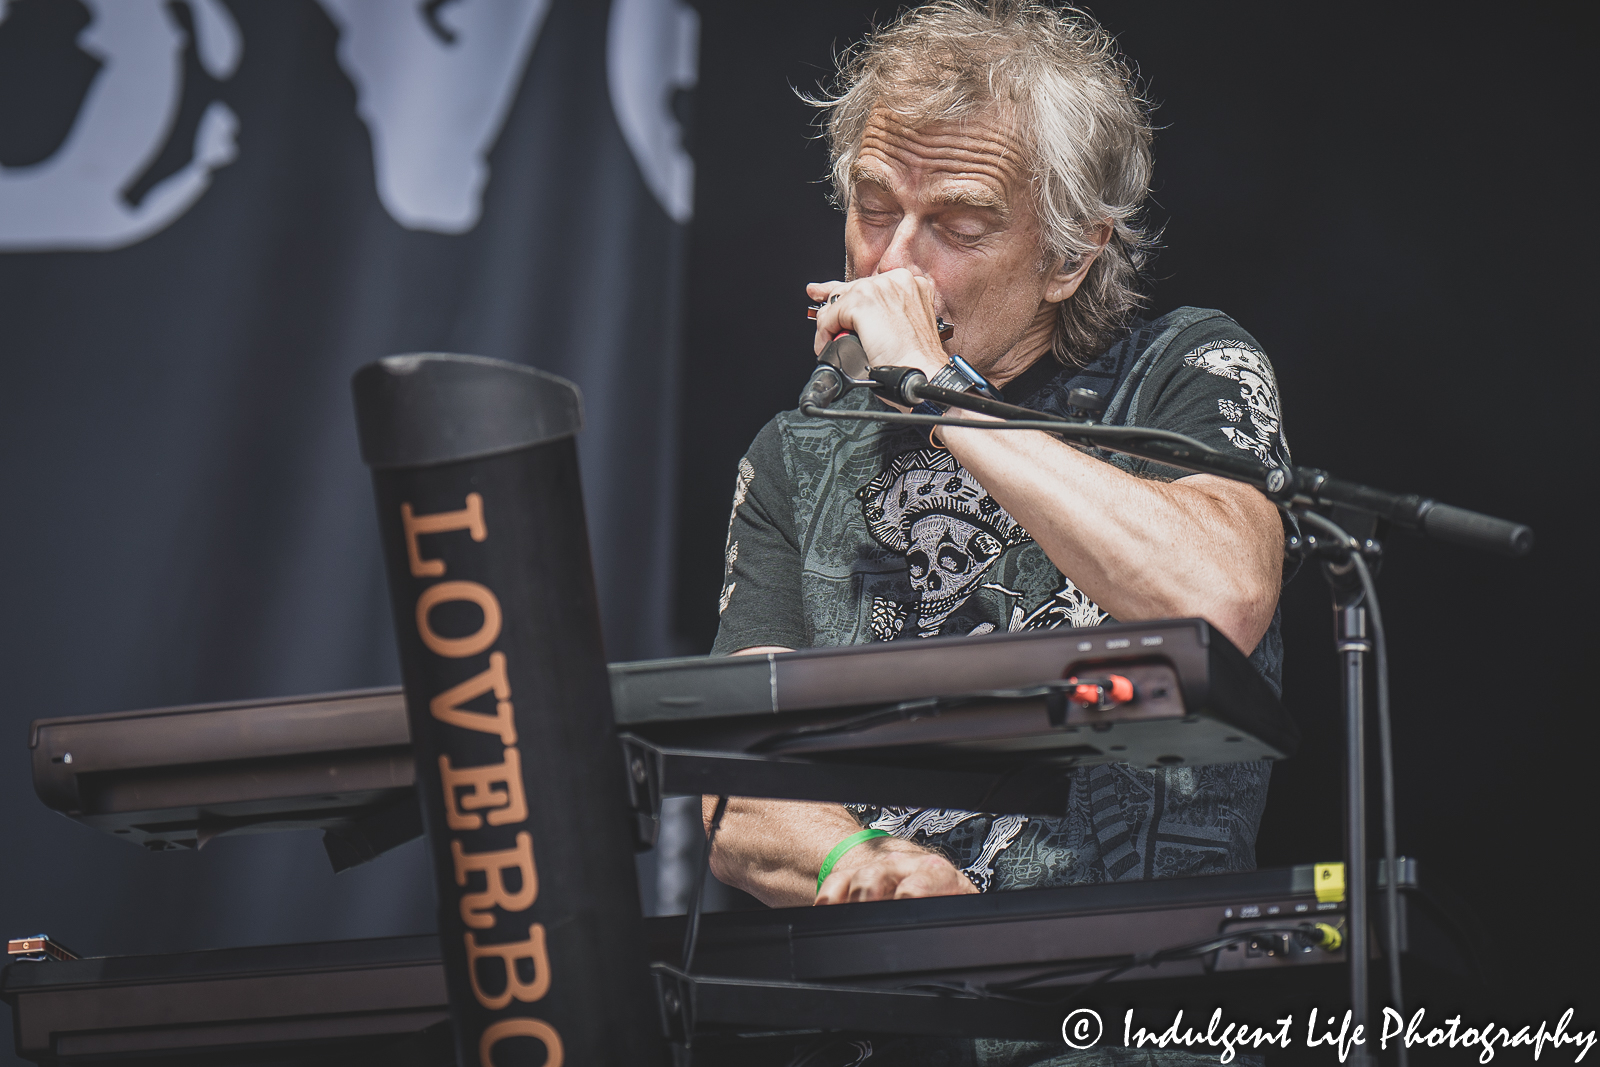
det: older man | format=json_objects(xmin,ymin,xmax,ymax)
[{"xmin": 709, "ymin": 0, "xmax": 1291, "ymax": 929}]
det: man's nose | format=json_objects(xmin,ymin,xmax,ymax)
[{"xmin": 875, "ymin": 215, "xmax": 923, "ymax": 275}]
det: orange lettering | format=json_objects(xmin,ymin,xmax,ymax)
[
  {"xmin": 401, "ymin": 494, "xmax": 486, "ymax": 578},
  {"xmin": 417, "ymin": 581, "xmax": 502, "ymax": 658},
  {"xmin": 452, "ymin": 832, "xmax": 537, "ymax": 928},
  {"xmin": 479, "ymin": 1017, "xmax": 562, "ymax": 1067},
  {"xmin": 440, "ymin": 747, "xmax": 528, "ymax": 830},
  {"xmin": 430, "ymin": 653, "xmax": 516, "ymax": 744},
  {"xmin": 465, "ymin": 923, "xmax": 551, "ymax": 1009}
]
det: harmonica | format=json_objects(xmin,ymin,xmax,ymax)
[{"xmin": 807, "ymin": 304, "xmax": 955, "ymax": 341}]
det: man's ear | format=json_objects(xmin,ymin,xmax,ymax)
[{"xmin": 1044, "ymin": 222, "xmax": 1113, "ymax": 304}]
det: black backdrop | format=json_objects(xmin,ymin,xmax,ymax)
[
  {"xmin": 0, "ymin": 2, "xmax": 693, "ymax": 1061},
  {"xmin": 676, "ymin": 0, "xmax": 1596, "ymax": 1023}
]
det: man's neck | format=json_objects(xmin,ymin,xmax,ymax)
[{"xmin": 975, "ymin": 304, "xmax": 1057, "ymax": 388}]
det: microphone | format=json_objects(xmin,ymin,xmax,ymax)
[
  {"xmin": 798, "ymin": 363, "xmax": 847, "ymax": 410},
  {"xmin": 797, "ymin": 331, "xmax": 873, "ymax": 410},
  {"xmin": 798, "ymin": 303, "xmax": 960, "ymax": 411},
  {"xmin": 1417, "ymin": 501, "xmax": 1533, "ymax": 556},
  {"xmin": 1289, "ymin": 468, "xmax": 1535, "ymax": 557}
]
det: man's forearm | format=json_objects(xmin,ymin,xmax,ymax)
[
  {"xmin": 942, "ymin": 422, "xmax": 1283, "ymax": 653},
  {"xmin": 703, "ymin": 796, "xmax": 864, "ymax": 907},
  {"xmin": 703, "ymin": 794, "xmax": 977, "ymax": 907},
  {"xmin": 710, "ymin": 647, "xmax": 852, "ymax": 906},
  {"xmin": 707, "ymin": 649, "xmax": 977, "ymax": 907}
]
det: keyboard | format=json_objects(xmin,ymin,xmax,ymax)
[
  {"xmin": 28, "ymin": 620, "xmax": 1295, "ymax": 861},
  {"xmin": 4, "ymin": 863, "xmax": 1461, "ymax": 1062}
]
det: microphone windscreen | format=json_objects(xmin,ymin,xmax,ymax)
[{"xmin": 798, "ymin": 364, "xmax": 846, "ymax": 410}]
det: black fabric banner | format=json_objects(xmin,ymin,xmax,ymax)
[{"xmin": 0, "ymin": 0, "xmax": 695, "ymax": 1050}]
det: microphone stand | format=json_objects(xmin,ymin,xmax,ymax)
[
  {"xmin": 1294, "ymin": 509, "xmax": 1382, "ymax": 1067},
  {"xmin": 807, "ymin": 364, "xmax": 1533, "ymax": 1065}
]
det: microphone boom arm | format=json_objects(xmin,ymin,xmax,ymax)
[{"xmin": 802, "ymin": 364, "xmax": 1532, "ymax": 558}]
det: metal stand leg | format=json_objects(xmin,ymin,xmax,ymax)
[{"xmin": 1338, "ymin": 603, "xmax": 1373, "ymax": 1066}]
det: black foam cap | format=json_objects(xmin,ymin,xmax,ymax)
[{"xmin": 352, "ymin": 352, "xmax": 583, "ymax": 469}]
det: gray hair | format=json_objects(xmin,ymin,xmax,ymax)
[{"xmin": 811, "ymin": 0, "xmax": 1157, "ymax": 365}]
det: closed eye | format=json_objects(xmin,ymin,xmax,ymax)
[
  {"xmin": 855, "ymin": 206, "xmax": 900, "ymax": 226},
  {"xmin": 938, "ymin": 209, "xmax": 1000, "ymax": 246},
  {"xmin": 943, "ymin": 224, "xmax": 989, "ymax": 245}
]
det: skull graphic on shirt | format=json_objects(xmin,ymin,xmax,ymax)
[
  {"xmin": 858, "ymin": 449, "xmax": 1030, "ymax": 636},
  {"xmin": 904, "ymin": 514, "xmax": 1005, "ymax": 628},
  {"xmin": 1182, "ymin": 342, "xmax": 1283, "ymax": 464}
]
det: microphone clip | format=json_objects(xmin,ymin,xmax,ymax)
[{"xmin": 867, "ymin": 365, "xmax": 928, "ymax": 407}]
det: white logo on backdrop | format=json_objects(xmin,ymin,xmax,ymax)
[
  {"xmin": 0, "ymin": 0, "xmax": 241, "ymax": 252},
  {"xmin": 317, "ymin": 0, "xmax": 550, "ymax": 234},
  {"xmin": 0, "ymin": 0, "xmax": 698, "ymax": 251},
  {"xmin": 607, "ymin": 0, "xmax": 698, "ymax": 223}
]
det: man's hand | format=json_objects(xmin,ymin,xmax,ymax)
[
  {"xmin": 807, "ymin": 269, "xmax": 948, "ymax": 381},
  {"xmin": 705, "ymin": 788, "xmax": 977, "ymax": 908},
  {"xmin": 815, "ymin": 833, "xmax": 977, "ymax": 905}
]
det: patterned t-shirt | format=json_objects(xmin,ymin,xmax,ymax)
[{"xmin": 711, "ymin": 307, "xmax": 1295, "ymax": 893}]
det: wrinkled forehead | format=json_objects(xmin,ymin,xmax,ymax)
[{"xmin": 852, "ymin": 106, "xmax": 1031, "ymax": 205}]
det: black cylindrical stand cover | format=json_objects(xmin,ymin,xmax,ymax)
[{"xmin": 353, "ymin": 354, "xmax": 668, "ymax": 1067}]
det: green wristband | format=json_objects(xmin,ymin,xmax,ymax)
[{"xmin": 816, "ymin": 828, "xmax": 892, "ymax": 891}]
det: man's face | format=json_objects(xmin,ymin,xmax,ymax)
[{"xmin": 844, "ymin": 107, "xmax": 1083, "ymax": 377}]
